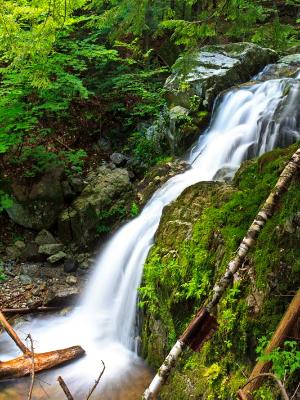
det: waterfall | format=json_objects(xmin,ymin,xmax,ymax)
[{"xmin": 1, "ymin": 77, "xmax": 300, "ymax": 398}]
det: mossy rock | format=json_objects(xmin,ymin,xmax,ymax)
[
  {"xmin": 58, "ymin": 166, "xmax": 133, "ymax": 245},
  {"xmin": 140, "ymin": 143, "xmax": 300, "ymax": 399},
  {"xmin": 165, "ymin": 43, "xmax": 277, "ymax": 110}
]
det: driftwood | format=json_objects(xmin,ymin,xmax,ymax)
[
  {"xmin": 142, "ymin": 147, "xmax": 300, "ymax": 400},
  {"xmin": 0, "ymin": 311, "xmax": 85, "ymax": 380},
  {"xmin": 237, "ymin": 289, "xmax": 300, "ymax": 399}
]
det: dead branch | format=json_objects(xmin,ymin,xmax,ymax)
[
  {"xmin": 239, "ymin": 373, "xmax": 289, "ymax": 400},
  {"xmin": 26, "ymin": 334, "xmax": 35, "ymax": 400},
  {"xmin": 2, "ymin": 307, "xmax": 60, "ymax": 316},
  {"xmin": 290, "ymin": 381, "xmax": 300, "ymax": 400},
  {"xmin": 58, "ymin": 376, "xmax": 74, "ymax": 400},
  {"xmin": 0, "ymin": 311, "xmax": 30, "ymax": 354},
  {"xmin": 86, "ymin": 360, "xmax": 105, "ymax": 400},
  {"xmin": 54, "ymin": 137, "xmax": 73, "ymax": 151}
]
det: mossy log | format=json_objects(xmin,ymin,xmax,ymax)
[
  {"xmin": 142, "ymin": 147, "xmax": 300, "ymax": 400},
  {"xmin": 0, "ymin": 311, "xmax": 85, "ymax": 380}
]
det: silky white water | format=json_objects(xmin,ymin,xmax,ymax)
[{"xmin": 1, "ymin": 76, "xmax": 300, "ymax": 398}]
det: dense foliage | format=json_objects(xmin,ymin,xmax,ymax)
[
  {"xmin": 0, "ymin": 1, "xmax": 298, "ymax": 203},
  {"xmin": 0, "ymin": 1, "xmax": 299, "ymax": 398}
]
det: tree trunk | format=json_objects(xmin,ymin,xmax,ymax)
[
  {"xmin": 237, "ymin": 289, "xmax": 300, "ymax": 399},
  {"xmin": 142, "ymin": 147, "xmax": 300, "ymax": 400}
]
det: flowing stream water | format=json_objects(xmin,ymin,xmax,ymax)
[{"xmin": 1, "ymin": 74, "xmax": 300, "ymax": 399}]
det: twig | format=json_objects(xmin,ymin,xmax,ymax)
[
  {"xmin": 240, "ymin": 373, "xmax": 289, "ymax": 400},
  {"xmin": 290, "ymin": 380, "xmax": 300, "ymax": 400},
  {"xmin": 86, "ymin": 360, "xmax": 106, "ymax": 400},
  {"xmin": 58, "ymin": 376, "xmax": 74, "ymax": 400},
  {"xmin": 54, "ymin": 137, "xmax": 73, "ymax": 151},
  {"xmin": 26, "ymin": 334, "xmax": 35, "ymax": 400}
]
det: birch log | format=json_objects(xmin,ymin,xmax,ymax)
[{"xmin": 142, "ymin": 147, "xmax": 300, "ymax": 400}]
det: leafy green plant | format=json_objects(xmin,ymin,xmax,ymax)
[
  {"xmin": 257, "ymin": 338, "xmax": 300, "ymax": 380},
  {"xmin": 64, "ymin": 149, "xmax": 87, "ymax": 174},
  {"xmin": 0, "ymin": 262, "xmax": 7, "ymax": 281},
  {"xmin": 0, "ymin": 191, "xmax": 13, "ymax": 212},
  {"xmin": 12, "ymin": 146, "xmax": 63, "ymax": 177},
  {"xmin": 96, "ymin": 206, "xmax": 127, "ymax": 235},
  {"xmin": 131, "ymin": 202, "xmax": 139, "ymax": 217},
  {"xmin": 128, "ymin": 131, "xmax": 164, "ymax": 168}
]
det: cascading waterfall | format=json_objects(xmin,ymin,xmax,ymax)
[{"xmin": 1, "ymin": 75, "xmax": 300, "ymax": 398}]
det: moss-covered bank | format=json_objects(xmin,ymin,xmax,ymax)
[{"xmin": 140, "ymin": 143, "xmax": 300, "ymax": 399}]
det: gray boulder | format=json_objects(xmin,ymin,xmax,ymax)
[
  {"xmin": 165, "ymin": 42, "xmax": 277, "ymax": 110},
  {"xmin": 6, "ymin": 168, "xmax": 65, "ymax": 230},
  {"xmin": 58, "ymin": 166, "xmax": 133, "ymax": 245},
  {"xmin": 35, "ymin": 229, "xmax": 57, "ymax": 245},
  {"xmin": 255, "ymin": 53, "xmax": 300, "ymax": 81},
  {"xmin": 110, "ymin": 152, "xmax": 129, "ymax": 167},
  {"xmin": 47, "ymin": 251, "xmax": 67, "ymax": 264},
  {"xmin": 20, "ymin": 243, "xmax": 44, "ymax": 262},
  {"xmin": 38, "ymin": 244, "xmax": 64, "ymax": 256}
]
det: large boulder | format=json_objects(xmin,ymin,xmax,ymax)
[
  {"xmin": 165, "ymin": 42, "xmax": 277, "ymax": 110},
  {"xmin": 58, "ymin": 166, "xmax": 133, "ymax": 245},
  {"xmin": 255, "ymin": 53, "xmax": 300, "ymax": 81},
  {"xmin": 6, "ymin": 168, "xmax": 65, "ymax": 230}
]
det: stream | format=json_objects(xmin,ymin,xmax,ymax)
[{"xmin": 1, "ymin": 73, "xmax": 300, "ymax": 399}]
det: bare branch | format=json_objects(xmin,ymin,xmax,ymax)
[
  {"xmin": 240, "ymin": 373, "xmax": 289, "ymax": 400},
  {"xmin": 58, "ymin": 376, "xmax": 74, "ymax": 400},
  {"xmin": 290, "ymin": 380, "xmax": 300, "ymax": 400},
  {"xmin": 26, "ymin": 334, "xmax": 35, "ymax": 400},
  {"xmin": 86, "ymin": 360, "xmax": 106, "ymax": 400}
]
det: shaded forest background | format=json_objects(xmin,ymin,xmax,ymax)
[{"xmin": 0, "ymin": 0, "xmax": 299, "ymax": 212}]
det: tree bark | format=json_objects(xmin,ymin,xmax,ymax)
[
  {"xmin": 237, "ymin": 289, "xmax": 300, "ymax": 399},
  {"xmin": 0, "ymin": 346, "xmax": 85, "ymax": 380},
  {"xmin": 142, "ymin": 147, "xmax": 300, "ymax": 400}
]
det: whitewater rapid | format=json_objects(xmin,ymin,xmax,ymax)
[{"xmin": 1, "ymin": 75, "xmax": 300, "ymax": 398}]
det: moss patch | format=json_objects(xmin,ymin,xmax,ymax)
[{"xmin": 140, "ymin": 143, "xmax": 300, "ymax": 399}]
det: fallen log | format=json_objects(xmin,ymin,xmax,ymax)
[
  {"xmin": 0, "ymin": 346, "xmax": 85, "ymax": 380},
  {"xmin": 2, "ymin": 307, "xmax": 60, "ymax": 316},
  {"xmin": 0, "ymin": 311, "xmax": 85, "ymax": 380},
  {"xmin": 237, "ymin": 289, "xmax": 300, "ymax": 399}
]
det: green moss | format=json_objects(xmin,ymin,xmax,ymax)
[{"xmin": 141, "ymin": 143, "xmax": 300, "ymax": 399}]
